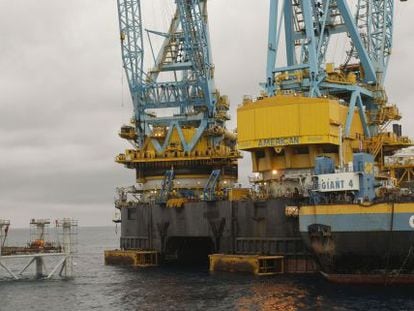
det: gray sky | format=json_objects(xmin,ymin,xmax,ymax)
[{"xmin": 0, "ymin": 1, "xmax": 413, "ymax": 227}]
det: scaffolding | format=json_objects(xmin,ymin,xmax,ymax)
[
  {"xmin": 0, "ymin": 218, "xmax": 78, "ymax": 280},
  {"xmin": 385, "ymin": 148, "xmax": 414, "ymax": 187}
]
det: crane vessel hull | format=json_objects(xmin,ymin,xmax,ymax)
[
  {"xmin": 119, "ymin": 198, "xmax": 316, "ymax": 272},
  {"xmin": 111, "ymin": 0, "xmax": 414, "ymax": 283}
]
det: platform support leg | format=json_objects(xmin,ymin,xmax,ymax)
[
  {"xmin": 35, "ymin": 257, "xmax": 43, "ymax": 278},
  {"xmin": 62, "ymin": 220, "xmax": 73, "ymax": 278}
]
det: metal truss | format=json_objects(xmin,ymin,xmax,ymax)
[
  {"xmin": 354, "ymin": 0, "xmax": 394, "ymax": 83},
  {"xmin": 117, "ymin": 0, "xmax": 222, "ymax": 153},
  {"xmin": 117, "ymin": 0, "xmax": 144, "ymax": 117},
  {"xmin": 265, "ymin": 0, "xmax": 396, "ymax": 138}
]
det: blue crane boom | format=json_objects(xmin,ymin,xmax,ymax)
[
  {"xmin": 265, "ymin": 0, "xmax": 399, "ymax": 140},
  {"xmin": 117, "ymin": 0, "xmax": 144, "ymax": 134},
  {"xmin": 116, "ymin": 0, "xmax": 225, "ymax": 153},
  {"xmin": 354, "ymin": 0, "xmax": 394, "ymax": 84}
]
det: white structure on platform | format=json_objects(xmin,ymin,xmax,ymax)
[{"xmin": 0, "ymin": 218, "xmax": 78, "ymax": 280}]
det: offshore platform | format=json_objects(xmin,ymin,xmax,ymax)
[{"xmin": 106, "ymin": 0, "xmax": 414, "ymax": 281}]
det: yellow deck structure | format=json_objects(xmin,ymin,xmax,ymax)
[
  {"xmin": 104, "ymin": 250, "xmax": 159, "ymax": 267},
  {"xmin": 238, "ymin": 95, "xmax": 363, "ymax": 177},
  {"xmin": 238, "ymin": 96, "xmax": 363, "ymax": 150},
  {"xmin": 228, "ymin": 188, "xmax": 250, "ymax": 201},
  {"xmin": 117, "ymin": 127, "xmax": 240, "ymax": 167},
  {"xmin": 116, "ymin": 117, "xmax": 241, "ymax": 202},
  {"xmin": 237, "ymin": 95, "xmax": 411, "ymax": 181},
  {"xmin": 209, "ymin": 254, "xmax": 284, "ymax": 276}
]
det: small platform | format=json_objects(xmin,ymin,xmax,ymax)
[
  {"xmin": 209, "ymin": 254, "xmax": 284, "ymax": 276},
  {"xmin": 104, "ymin": 250, "xmax": 159, "ymax": 267}
]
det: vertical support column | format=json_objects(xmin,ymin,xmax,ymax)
[
  {"xmin": 0, "ymin": 220, "xmax": 8, "ymax": 261},
  {"xmin": 0, "ymin": 220, "xmax": 19, "ymax": 280},
  {"xmin": 231, "ymin": 201, "xmax": 236, "ymax": 254},
  {"xmin": 148, "ymin": 203, "xmax": 153, "ymax": 249},
  {"xmin": 0, "ymin": 220, "xmax": 9, "ymax": 258},
  {"xmin": 62, "ymin": 219, "xmax": 73, "ymax": 278},
  {"xmin": 339, "ymin": 126, "xmax": 344, "ymax": 169},
  {"xmin": 0, "ymin": 225, "xmax": 3, "ymax": 259},
  {"xmin": 35, "ymin": 257, "xmax": 43, "ymax": 278},
  {"xmin": 0, "ymin": 224, "xmax": 3, "ymax": 277},
  {"xmin": 284, "ymin": 147, "xmax": 292, "ymax": 168}
]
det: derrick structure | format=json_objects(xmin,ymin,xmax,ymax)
[
  {"xmin": 115, "ymin": 0, "xmax": 240, "ymax": 203},
  {"xmin": 238, "ymin": 0, "xmax": 411, "ymax": 194}
]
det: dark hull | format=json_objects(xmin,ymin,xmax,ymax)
[
  {"xmin": 120, "ymin": 199, "xmax": 315, "ymax": 271},
  {"xmin": 301, "ymin": 231, "xmax": 414, "ymax": 274},
  {"xmin": 299, "ymin": 203, "xmax": 414, "ymax": 279}
]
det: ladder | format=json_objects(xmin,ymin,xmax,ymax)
[{"xmin": 203, "ymin": 169, "xmax": 221, "ymax": 201}]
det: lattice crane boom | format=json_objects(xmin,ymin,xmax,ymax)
[
  {"xmin": 354, "ymin": 0, "xmax": 394, "ymax": 84},
  {"xmin": 265, "ymin": 0, "xmax": 403, "ymax": 139},
  {"xmin": 116, "ymin": 0, "xmax": 228, "ymax": 153},
  {"xmin": 117, "ymin": 0, "xmax": 145, "ymax": 145}
]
